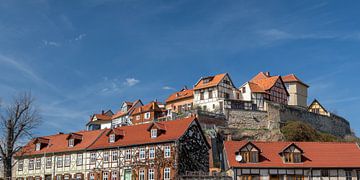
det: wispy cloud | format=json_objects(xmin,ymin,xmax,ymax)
[
  {"xmin": 74, "ymin": 33, "xmax": 87, "ymax": 41},
  {"xmin": 162, "ymin": 86, "xmax": 175, "ymax": 90},
  {"xmin": 42, "ymin": 40, "xmax": 61, "ymax": 47},
  {"xmin": 123, "ymin": 78, "xmax": 140, "ymax": 87}
]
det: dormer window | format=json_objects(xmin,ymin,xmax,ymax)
[
  {"xmin": 35, "ymin": 143, "xmax": 41, "ymax": 151},
  {"xmin": 68, "ymin": 139, "xmax": 74, "ymax": 147},
  {"xmin": 281, "ymin": 143, "xmax": 303, "ymax": 163},
  {"xmin": 109, "ymin": 134, "xmax": 115, "ymax": 143},
  {"xmin": 151, "ymin": 129, "xmax": 157, "ymax": 138},
  {"xmin": 145, "ymin": 112, "xmax": 151, "ymax": 119},
  {"xmin": 237, "ymin": 142, "xmax": 260, "ymax": 163}
]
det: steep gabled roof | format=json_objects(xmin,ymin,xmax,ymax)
[
  {"xmin": 165, "ymin": 88, "xmax": 194, "ymax": 103},
  {"xmin": 112, "ymin": 99, "xmax": 143, "ymax": 119},
  {"xmin": 224, "ymin": 141, "xmax": 360, "ymax": 168},
  {"xmin": 248, "ymin": 72, "xmax": 289, "ymax": 95},
  {"xmin": 308, "ymin": 99, "xmax": 328, "ymax": 113},
  {"xmin": 194, "ymin": 73, "xmax": 228, "ymax": 90},
  {"xmin": 130, "ymin": 101, "xmax": 163, "ymax": 116},
  {"xmin": 282, "ymin": 74, "xmax": 309, "ymax": 87}
]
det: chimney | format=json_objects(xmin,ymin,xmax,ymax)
[
  {"xmin": 176, "ymin": 93, "xmax": 179, "ymax": 97},
  {"xmin": 58, "ymin": 132, "xmax": 64, "ymax": 135},
  {"xmin": 154, "ymin": 99, "xmax": 158, "ymax": 102},
  {"xmin": 265, "ymin": 72, "xmax": 270, "ymax": 77},
  {"xmin": 101, "ymin": 110, "xmax": 105, "ymax": 114}
]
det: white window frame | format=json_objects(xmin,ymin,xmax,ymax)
[
  {"xmin": 46, "ymin": 157, "xmax": 52, "ymax": 169},
  {"xmin": 56, "ymin": 156, "xmax": 63, "ymax": 168},
  {"xmin": 112, "ymin": 151, "xmax": 118, "ymax": 161},
  {"xmin": 125, "ymin": 149, "xmax": 131, "ymax": 160},
  {"xmin": 109, "ymin": 134, "xmax": 115, "ymax": 143},
  {"xmin": 136, "ymin": 115, "xmax": 140, "ymax": 120},
  {"xmin": 18, "ymin": 160, "xmax": 23, "ymax": 171},
  {"xmin": 151, "ymin": 129, "xmax": 157, "ymax": 138},
  {"xmin": 68, "ymin": 139, "xmax": 74, "ymax": 147},
  {"xmin": 139, "ymin": 169, "xmax": 145, "ymax": 180},
  {"xmin": 111, "ymin": 171, "xmax": 118, "ymax": 180},
  {"xmin": 144, "ymin": 112, "xmax": 151, "ymax": 119},
  {"xmin": 35, "ymin": 143, "xmax": 41, "ymax": 151},
  {"xmin": 103, "ymin": 151, "xmax": 109, "ymax": 162},
  {"xmin": 35, "ymin": 158, "xmax": 41, "ymax": 169},
  {"xmin": 89, "ymin": 173, "xmax": 95, "ymax": 180},
  {"xmin": 76, "ymin": 154, "xmax": 83, "ymax": 166},
  {"xmin": 90, "ymin": 153, "xmax": 96, "ymax": 163},
  {"xmin": 139, "ymin": 148, "xmax": 145, "ymax": 159},
  {"xmin": 148, "ymin": 169, "xmax": 154, "ymax": 180},
  {"xmin": 149, "ymin": 147, "xmax": 155, "ymax": 159},
  {"xmin": 103, "ymin": 172, "xmax": 108, "ymax": 180},
  {"xmin": 164, "ymin": 146, "xmax": 171, "ymax": 158},
  {"xmin": 164, "ymin": 167, "xmax": 170, "ymax": 180},
  {"xmin": 76, "ymin": 174, "xmax": 82, "ymax": 180},
  {"xmin": 56, "ymin": 175, "xmax": 62, "ymax": 180},
  {"xmin": 64, "ymin": 155, "xmax": 71, "ymax": 167}
]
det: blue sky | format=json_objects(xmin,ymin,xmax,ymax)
[{"xmin": 1, "ymin": 0, "xmax": 360, "ymax": 136}]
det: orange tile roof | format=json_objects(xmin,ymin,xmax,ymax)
[
  {"xmin": 165, "ymin": 89, "xmax": 194, "ymax": 103},
  {"xmin": 194, "ymin": 73, "xmax": 227, "ymax": 90},
  {"xmin": 251, "ymin": 76, "xmax": 280, "ymax": 91},
  {"xmin": 250, "ymin": 72, "xmax": 270, "ymax": 81},
  {"xmin": 224, "ymin": 141, "xmax": 360, "ymax": 168},
  {"xmin": 248, "ymin": 82, "xmax": 267, "ymax": 93},
  {"xmin": 88, "ymin": 117, "xmax": 198, "ymax": 150},
  {"xmin": 282, "ymin": 74, "xmax": 309, "ymax": 87},
  {"xmin": 91, "ymin": 114, "xmax": 112, "ymax": 121},
  {"xmin": 112, "ymin": 99, "xmax": 143, "ymax": 119},
  {"xmin": 16, "ymin": 129, "xmax": 106, "ymax": 156},
  {"xmin": 130, "ymin": 101, "xmax": 163, "ymax": 116}
]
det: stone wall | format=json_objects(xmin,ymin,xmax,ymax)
[{"xmin": 225, "ymin": 102, "xmax": 352, "ymax": 137}]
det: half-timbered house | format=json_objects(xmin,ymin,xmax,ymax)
[
  {"xmin": 129, "ymin": 101, "xmax": 166, "ymax": 125},
  {"xmin": 14, "ymin": 117, "xmax": 210, "ymax": 180},
  {"xmin": 223, "ymin": 141, "xmax": 360, "ymax": 180},
  {"xmin": 165, "ymin": 87, "xmax": 194, "ymax": 117},
  {"xmin": 308, "ymin": 99, "xmax": 331, "ymax": 117}
]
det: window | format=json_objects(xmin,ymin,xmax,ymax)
[
  {"xmin": 63, "ymin": 174, "xmax": 70, "ymax": 180},
  {"xmin": 46, "ymin": 157, "xmax": 52, "ymax": 169},
  {"xmin": 77, "ymin": 154, "xmax": 83, "ymax": 166},
  {"xmin": 28, "ymin": 159, "xmax": 34, "ymax": 170},
  {"xmin": 35, "ymin": 158, "xmax": 41, "ymax": 169},
  {"xmin": 321, "ymin": 170, "xmax": 330, "ymax": 180},
  {"xmin": 56, "ymin": 175, "xmax": 62, "ymax": 180},
  {"xmin": 151, "ymin": 129, "xmax": 157, "ymax": 138},
  {"xmin": 164, "ymin": 146, "xmax": 171, "ymax": 158},
  {"xmin": 139, "ymin": 169, "xmax": 145, "ymax": 180},
  {"xmin": 149, "ymin": 147, "xmax": 155, "ymax": 159},
  {"xmin": 136, "ymin": 115, "xmax": 140, "ymax": 120},
  {"xmin": 240, "ymin": 175, "xmax": 259, "ymax": 180},
  {"xmin": 148, "ymin": 169, "xmax": 154, "ymax": 180},
  {"xmin": 35, "ymin": 143, "xmax": 41, "ymax": 151},
  {"xmin": 125, "ymin": 149, "xmax": 131, "ymax": 160},
  {"xmin": 35, "ymin": 176, "xmax": 41, "ymax": 180},
  {"xmin": 112, "ymin": 151, "xmax": 118, "ymax": 161},
  {"xmin": 346, "ymin": 171, "xmax": 352, "ymax": 180},
  {"xmin": 200, "ymin": 92, "xmax": 204, "ymax": 100},
  {"xmin": 145, "ymin": 112, "xmax": 151, "ymax": 119},
  {"xmin": 109, "ymin": 134, "xmax": 115, "ymax": 143},
  {"xmin": 111, "ymin": 171, "xmax": 118, "ymax": 180},
  {"xmin": 284, "ymin": 152, "xmax": 301, "ymax": 163},
  {"xmin": 89, "ymin": 173, "xmax": 95, "ymax": 180},
  {"xmin": 90, "ymin": 153, "xmax": 96, "ymax": 163},
  {"xmin": 139, "ymin": 148, "xmax": 145, "ymax": 159},
  {"xmin": 287, "ymin": 175, "xmax": 303, "ymax": 180},
  {"xmin": 208, "ymin": 90, "xmax": 213, "ymax": 99},
  {"xmin": 64, "ymin": 155, "xmax": 71, "ymax": 167},
  {"xmin": 18, "ymin": 160, "xmax": 23, "ymax": 171},
  {"xmin": 239, "ymin": 151, "xmax": 258, "ymax": 163},
  {"xmin": 56, "ymin": 156, "xmax": 63, "ymax": 168},
  {"xmin": 76, "ymin": 174, "xmax": 82, "ymax": 180},
  {"xmin": 68, "ymin": 139, "xmax": 74, "ymax": 147},
  {"xmin": 164, "ymin": 168, "xmax": 170, "ymax": 180},
  {"xmin": 242, "ymin": 87, "xmax": 246, "ymax": 93},
  {"xmin": 103, "ymin": 151, "xmax": 109, "ymax": 162},
  {"xmin": 103, "ymin": 172, "xmax": 108, "ymax": 180},
  {"xmin": 357, "ymin": 171, "xmax": 360, "ymax": 180}
]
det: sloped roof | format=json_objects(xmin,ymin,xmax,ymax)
[
  {"xmin": 130, "ymin": 101, "xmax": 163, "ymax": 116},
  {"xmin": 16, "ymin": 129, "xmax": 106, "ymax": 157},
  {"xmin": 165, "ymin": 89, "xmax": 194, "ymax": 103},
  {"xmin": 88, "ymin": 117, "xmax": 198, "ymax": 150},
  {"xmin": 251, "ymin": 76, "xmax": 281, "ymax": 91},
  {"xmin": 194, "ymin": 73, "xmax": 227, "ymax": 90},
  {"xmin": 248, "ymin": 82, "xmax": 267, "ymax": 93},
  {"xmin": 224, "ymin": 141, "xmax": 360, "ymax": 168},
  {"xmin": 282, "ymin": 74, "xmax": 309, "ymax": 87},
  {"xmin": 308, "ymin": 99, "xmax": 328, "ymax": 113},
  {"xmin": 112, "ymin": 99, "xmax": 143, "ymax": 119},
  {"xmin": 91, "ymin": 114, "xmax": 112, "ymax": 121}
]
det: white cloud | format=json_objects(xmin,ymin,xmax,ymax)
[
  {"xmin": 42, "ymin": 40, "xmax": 61, "ymax": 47},
  {"xmin": 74, "ymin": 33, "xmax": 86, "ymax": 41},
  {"xmin": 123, "ymin": 78, "xmax": 140, "ymax": 87},
  {"xmin": 162, "ymin": 86, "xmax": 175, "ymax": 90}
]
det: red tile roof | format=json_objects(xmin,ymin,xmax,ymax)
[
  {"xmin": 88, "ymin": 117, "xmax": 197, "ymax": 150},
  {"xmin": 16, "ymin": 129, "xmax": 106, "ymax": 156},
  {"xmin": 165, "ymin": 89, "xmax": 194, "ymax": 103},
  {"xmin": 194, "ymin": 73, "xmax": 227, "ymax": 90},
  {"xmin": 130, "ymin": 101, "xmax": 163, "ymax": 116},
  {"xmin": 248, "ymin": 82, "xmax": 267, "ymax": 93},
  {"xmin": 224, "ymin": 141, "xmax": 360, "ymax": 168},
  {"xmin": 91, "ymin": 114, "xmax": 112, "ymax": 121},
  {"xmin": 112, "ymin": 99, "xmax": 143, "ymax": 119},
  {"xmin": 282, "ymin": 74, "xmax": 309, "ymax": 87}
]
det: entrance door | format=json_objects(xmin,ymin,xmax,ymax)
[
  {"xmin": 45, "ymin": 175, "xmax": 52, "ymax": 180},
  {"xmin": 124, "ymin": 170, "xmax": 131, "ymax": 180},
  {"xmin": 270, "ymin": 175, "xmax": 279, "ymax": 180}
]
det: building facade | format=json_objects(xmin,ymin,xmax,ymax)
[
  {"xmin": 223, "ymin": 141, "xmax": 360, "ymax": 180},
  {"xmin": 14, "ymin": 117, "xmax": 209, "ymax": 180},
  {"xmin": 112, "ymin": 100, "xmax": 143, "ymax": 127},
  {"xmin": 282, "ymin": 74, "xmax": 309, "ymax": 108},
  {"xmin": 308, "ymin": 99, "xmax": 330, "ymax": 116},
  {"xmin": 129, "ymin": 101, "xmax": 166, "ymax": 125},
  {"xmin": 87, "ymin": 110, "xmax": 114, "ymax": 130},
  {"xmin": 165, "ymin": 87, "xmax": 194, "ymax": 117}
]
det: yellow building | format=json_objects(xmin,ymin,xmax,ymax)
[
  {"xmin": 308, "ymin": 99, "xmax": 330, "ymax": 116},
  {"xmin": 282, "ymin": 74, "xmax": 309, "ymax": 108}
]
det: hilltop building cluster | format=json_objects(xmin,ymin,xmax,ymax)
[{"xmin": 11, "ymin": 72, "xmax": 360, "ymax": 180}]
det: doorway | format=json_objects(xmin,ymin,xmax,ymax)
[{"xmin": 124, "ymin": 170, "xmax": 131, "ymax": 180}]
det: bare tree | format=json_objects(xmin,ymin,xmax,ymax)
[{"xmin": 0, "ymin": 92, "xmax": 41, "ymax": 180}]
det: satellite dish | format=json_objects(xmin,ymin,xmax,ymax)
[{"xmin": 235, "ymin": 154, "xmax": 243, "ymax": 162}]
